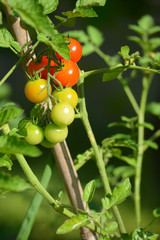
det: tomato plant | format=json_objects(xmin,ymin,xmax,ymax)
[
  {"xmin": 24, "ymin": 79, "xmax": 52, "ymax": 103},
  {"xmin": 51, "ymin": 102, "xmax": 75, "ymax": 127},
  {"xmin": 51, "ymin": 88, "xmax": 78, "ymax": 108},
  {"xmin": 54, "ymin": 59, "xmax": 79, "ymax": 87},
  {"xmin": 44, "ymin": 123, "xmax": 68, "ymax": 143},
  {"xmin": 28, "ymin": 56, "xmax": 57, "ymax": 79},
  {"xmin": 56, "ymin": 38, "xmax": 82, "ymax": 63},
  {"xmin": 41, "ymin": 137, "xmax": 56, "ymax": 148},
  {"xmin": 24, "ymin": 123, "xmax": 44, "ymax": 145}
]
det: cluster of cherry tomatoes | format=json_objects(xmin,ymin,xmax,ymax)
[{"xmin": 24, "ymin": 38, "xmax": 82, "ymax": 148}]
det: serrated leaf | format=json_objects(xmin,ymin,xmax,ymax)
[
  {"xmin": 37, "ymin": 33, "xmax": 70, "ymax": 60},
  {"xmin": 0, "ymin": 171, "xmax": 32, "ymax": 192},
  {"xmin": 102, "ymin": 178, "xmax": 131, "ymax": 210},
  {"xmin": 0, "ymin": 154, "xmax": 13, "ymax": 170},
  {"xmin": 76, "ymin": 0, "xmax": 106, "ymax": 7},
  {"xmin": 131, "ymin": 228, "xmax": 158, "ymax": 240},
  {"xmin": 87, "ymin": 25, "xmax": 104, "ymax": 47},
  {"xmin": 0, "ymin": 27, "xmax": 21, "ymax": 51},
  {"xmin": 103, "ymin": 222, "xmax": 118, "ymax": 234},
  {"xmin": 56, "ymin": 214, "xmax": 90, "ymax": 234},
  {"xmin": 83, "ymin": 179, "xmax": 95, "ymax": 203},
  {"xmin": 38, "ymin": 0, "xmax": 58, "ymax": 14},
  {"xmin": 0, "ymin": 135, "xmax": 42, "ymax": 157},
  {"xmin": 7, "ymin": 0, "xmax": 55, "ymax": 37},
  {"xmin": 138, "ymin": 15, "xmax": 154, "ymax": 30},
  {"xmin": 102, "ymin": 66, "xmax": 126, "ymax": 82},
  {"xmin": 0, "ymin": 107, "xmax": 23, "ymax": 127},
  {"xmin": 72, "ymin": 7, "xmax": 98, "ymax": 18}
]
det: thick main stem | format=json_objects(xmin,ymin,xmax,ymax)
[
  {"xmin": 77, "ymin": 71, "xmax": 126, "ymax": 234},
  {"xmin": 135, "ymin": 74, "xmax": 153, "ymax": 227}
]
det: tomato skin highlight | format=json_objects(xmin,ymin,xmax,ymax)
[
  {"xmin": 44, "ymin": 123, "xmax": 68, "ymax": 143},
  {"xmin": 54, "ymin": 59, "xmax": 79, "ymax": 87},
  {"xmin": 51, "ymin": 102, "xmax": 75, "ymax": 127},
  {"xmin": 51, "ymin": 88, "xmax": 78, "ymax": 108},
  {"xmin": 24, "ymin": 79, "xmax": 52, "ymax": 103},
  {"xmin": 28, "ymin": 56, "xmax": 57, "ymax": 79},
  {"xmin": 56, "ymin": 38, "xmax": 82, "ymax": 63},
  {"xmin": 24, "ymin": 124, "xmax": 44, "ymax": 145}
]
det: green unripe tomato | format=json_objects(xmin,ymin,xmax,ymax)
[
  {"xmin": 25, "ymin": 124, "xmax": 44, "ymax": 145},
  {"xmin": 51, "ymin": 102, "xmax": 75, "ymax": 127},
  {"xmin": 44, "ymin": 123, "xmax": 68, "ymax": 143},
  {"xmin": 41, "ymin": 137, "xmax": 57, "ymax": 148}
]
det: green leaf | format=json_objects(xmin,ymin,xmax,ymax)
[
  {"xmin": 37, "ymin": 33, "xmax": 70, "ymax": 60},
  {"xmin": 143, "ymin": 140, "xmax": 158, "ymax": 150},
  {"xmin": 0, "ymin": 105, "xmax": 23, "ymax": 127},
  {"xmin": 102, "ymin": 178, "xmax": 131, "ymax": 210},
  {"xmin": 63, "ymin": 30, "xmax": 89, "ymax": 43},
  {"xmin": 153, "ymin": 207, "xmax": 160, "ymax": 218},
  {"xmin": 87, "ymin": 25, "xmax": 104, "ymax": 46},
  {"xmin": 138, "ymin": 15, "xmax": 154, "ymax": 30},
  {"xmin": 150, "ymin": 37, "xmax": 160, "ymax": 50},
  {"xmin": 128, "ymin": 36, "xmax": 142, "ymax": 46},
  {"xmin": 146, "ymin": 101, "xmax": 160, "ymax": 117},
  {"xmin": 38, "ymin": 0, "xmax": 58, "ymax": 14},
  {"xmin": 7, "ymin": 0, "xmax": 55, "ymax": 36},
  {"xmin": 113, "ymin": 166, "xmax": 135, "ymax": 179},
  {"xmin": 0, "ymin": 11, "xmax": 2, "ymax": 25},
  {"xmin": 82, "ymin": 42, "xmax": 95, "ymax": 56},
  {"xmin": 56, "ymin": 213, "xmax": 90, "ymax": 234},
  {"xmin": 55, "ymin": 15, "xmax": 76, "ymax": 27},
  {"xmin": 148, "ymin": 26, "xmax": 160, "ymax": 35},
  {"xmin": 103, "ymin": 221, "xmax": 118, "ymax": 234},
  {"xmin": 82, "ymin": 179, "xmax": 96, "ymax": 203},
  {"xmin": 118, "ymin": 46, "xmax": 130, "ymax": 60},
  {"xmin": 136, "ymin": 122, "xmax": 154, "ymax": 131},
  {"xmin": 112, "ymin": 149, "xmax": 136, "ymax": 167},
  {"xmin": 102, "ymin": 65, "xmax": 126, "ymax": 82},
  {"xmin": 129, "ymin": 24, "xmax": 144, "ymax": 35},
  {"xmin": 0, "ymin": 27, "xmax": 21, "ymax": 51},
  {"xmin": 0, "ymin": 83, "xmax": 11, "ymax": 99},
  {"xmin": 131, "ymin": 228, "xmax": 158, "ymax": 240},
  {"xmin": 63, "ymin": 7, "xmax": 98, "ymax": 18},
  {"xmin": 0, "ymin": 154, "xmax": 13, "ymax": 170},
  {"xmin": 76, "ymin": 0, "xmax": 106, "ymax": 7},
  {"xmin": 0, "ymin": 135, "xmax": 42, "ymax": 157},
  {"xmin": 0, "ymin": 171, "xmax": 32, "ymax": 192}
]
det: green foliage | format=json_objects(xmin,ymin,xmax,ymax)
[
  {"xmin": 0, "ymin": 27, "xmax": 21, "ymax": 51},
  {"xmin": 0, "ymin": 102, "xmax": 23, "ymax": 127},
  {"xmin": 76, "ymin": 0, "xmax": 107, "ymax": 7},
  {"xmin": 0, "ymin": 153, "xmax": 12, "ymax": 170},
  {"xmin": 0, "ymin": 135, "xmax": 42, "ymax": 157},
  {"xmin": 101, "ymin": 178, "xmax": 131, "ymax": 210},
  {"xmin": 0, "ymin": 171, "xmax": 32, "ymax": 192},
  {"xmin": 102, "ymin": 65, "xmax": 126, "ymax": 82},
  {"xmin": 6, "ymin": 0, "xmax": 55, "ymax": 36},
  {"xmin": 146, "ymin": 102, "xmax": 160, "ymax": 117},
  {"xmin": 82, "ymin": 179, "xmax": 96, "ymax": 203},
  {"xmin": 56, "ymin": 213, "xmax": 90, "ymax": 234},
  {"xmin": 38, "ymin": 0, "xmax": 58, "ymax": 14}
]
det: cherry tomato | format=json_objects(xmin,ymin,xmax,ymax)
[
  {"xmin": 41, "ymin": 137, "xmax": 56, "ymax": 148},
  {"xmin": 56, "ymin": 38, "xmax": 82, "ymax": 63},
  {"xmin": 51, "ymin": 88, "xmax": 78, "ymax": 108},
  {"xmin": 28, "ymin": 56, "xmax": 57, "ymax": 79},
  {"xmin": 51, "ymin": 102, "xmax": 75, "ymax": 127},
  {"xmin": 44, "ymin": 123, "xmax": 68, "ymax": 143},
  {"xmin": 24, "ymin": 79, "xmax": 52, "ymax": 103},
  {"xmin": 24, "ymin": 124, "xmax": 44, "ymax": 145},
  {"xmin": 54, "ymin": 59, "xmax": 79, "ymax": 87}
]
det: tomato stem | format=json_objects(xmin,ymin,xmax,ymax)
[{"xmin": 77, "ymin": 70, "xmax": 126, "ymax": 234}]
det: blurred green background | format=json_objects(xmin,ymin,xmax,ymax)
[{"xmin": 0, "ymin": 0, "xmax": 160, "ymax": 239}]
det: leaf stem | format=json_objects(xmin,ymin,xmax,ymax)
[{"xmin": 77, "ymin": 70, "xmax": 126, "ymax": 234}]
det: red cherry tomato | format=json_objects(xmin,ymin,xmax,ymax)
[
  {"xmin": 54, "ymin": 59, "xmax": 79, "ymax": 87},
  {"xmin": 56, "ymin": 38, "xmax": 82, "ymax": 63},
  {"xmin": 28, "ymin": 56, "xmax": 57, "ymax": 79}
]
